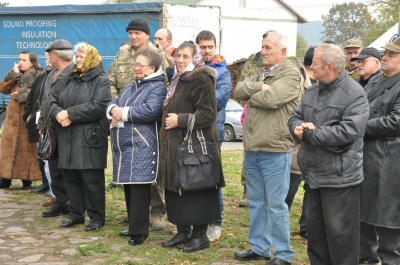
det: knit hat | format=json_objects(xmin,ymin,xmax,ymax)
[
  {"xmin": 126, "ymin": 18, "xmax": 150, "ymax": 35},
  {"xmin": 303, "ymin": 46, "xmax": 315, "ymax": 67}
]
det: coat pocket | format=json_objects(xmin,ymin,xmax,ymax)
[{"xmin": 84, "ymin": 123, "xmax": 102, "ymax": 148}]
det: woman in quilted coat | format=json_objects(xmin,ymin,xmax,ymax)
[{"xmin": 107, "ymin": 47, "xmax": 166, "ymax": 246}]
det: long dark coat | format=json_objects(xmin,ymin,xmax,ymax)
[
  {"xmin": 0, "ymin": 68, "xmax": 44, "ymax": 181},
  {"xmin": 50, "ymin": 63, "xmax": 111, "ymax": 169},
  {"xmin": 361, "ymin": 72, "xmax": 400, "ymax": 229},
  {"xmin": 23, "ymin": 68, "xmax": 51, "ymax": 143},
  {"xmin": 108, "ymin": 69, "xmax": 167, "ymax": 184},
  {"xmin": 158, "ymin": 66, "xmax": 225, "ymax": 193}
]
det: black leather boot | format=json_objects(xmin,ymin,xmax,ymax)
[
  {"xmin": 181, "ymin": 224, "xmax": 209, "ymax": 253},
  {"xmin": 162, "ymin": 225, "xmax": 191, "ymax": 248}
]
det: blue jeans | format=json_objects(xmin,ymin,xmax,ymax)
[
  {"xmin": 210, "ymin": 188, "xmax": 223, "ymax": 226},
  {"xmin": 246, "ymin": 151, "xmax": 294, "ymax": 262}
]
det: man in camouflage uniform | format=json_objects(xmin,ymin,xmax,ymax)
[
  {"xmin": 108, "ymin": 18, "xmax": 168, "ymax": 230},
  {"xmin": 344, "ymin": 39, "xmax": 363, "ymax": 80},
  {"xmin": 109, "ymin": 18, "xmax": 169, "ymax": 98}
]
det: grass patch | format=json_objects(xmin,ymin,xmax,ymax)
[{"xmin": 5, "ymin": 149, "xmax": 309, "ymax": 264}]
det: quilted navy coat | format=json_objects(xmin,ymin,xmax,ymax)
[{"xmin": 107, "ymin": 68, "xmax": 167, "ymax": 184}]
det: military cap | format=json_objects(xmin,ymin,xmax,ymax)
[
  {"xmin": 382, "ymin": 34, "xmax": 400, "ymax": 53},
  {"xmin": 343, "ymin": 39, "xmax": 363, "ymax": 49},
  {"xmin": 350, "ymin": 47, "xmax": 381, "ymax": 62},
  {"xmin": 45, "ymin": 39, "xmax": 72, "ymax": 52}
]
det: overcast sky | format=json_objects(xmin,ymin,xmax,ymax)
[{"xmin": 7, "ymin": 0, "xmax": 366, "ymax": 22}]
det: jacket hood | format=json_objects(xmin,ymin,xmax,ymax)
[{"xmin": 205, "ymin": 55, "xmax": 228, "ymax": 79}]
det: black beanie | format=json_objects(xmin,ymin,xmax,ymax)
[
  {"xmin": 126, "ymin": 18, "xmax": 150, "ymax": 35},
  {"xmin": 303, "ymin": 46, "xmax": 316, "ymax": 67}
]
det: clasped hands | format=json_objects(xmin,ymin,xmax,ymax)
[
  {"xmin": 111, "ymin": 106, "xmax": 123, "ymax": 127},
  {"xmin": 294, "ymin": 122, "xmax": 316, "ymax": 140},
  {"xmin": 56, "ymin": 110, "xmax": 71, "ymax": 127}
]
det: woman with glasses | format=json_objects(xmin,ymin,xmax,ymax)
[{"xmin": 107, "ymin": 46, "xmax": 167, "ymax": 246}]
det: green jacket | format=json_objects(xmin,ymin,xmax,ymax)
[
  {"xmin": 108, "ymin": 41, "xmax": 168, "ymax": 99},
  {"xmin": 346, "ymin": 65, "xmax": 360, "ymax": 80},
  {"xmin": 234, "ymin": 58, "xmax": 301, "ymax": 152}
]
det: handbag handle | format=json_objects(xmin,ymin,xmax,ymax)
[{"xmin": 183, "ymin": 114, "xmax": 208, "ymax": 155}]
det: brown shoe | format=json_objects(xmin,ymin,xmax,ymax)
[
  {"xmin": 42, "ymin": 197, "xmax": 56, "ymax": 206},
  {"xmin": 238, "ymin": 188, "xmax": 249, "ymax": 207}
]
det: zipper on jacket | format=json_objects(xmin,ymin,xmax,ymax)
[
  {"xmin": 134, "ymin": 127, "xmax": 150, "ymax": 146},
  {"xmin": 383, "ymin": 139, "xmax": 390, "ymax": 157}
]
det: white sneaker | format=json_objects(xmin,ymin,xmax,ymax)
[{"xmin": 206, "ymin": 224, "xmax": 221, "ymax": 241}]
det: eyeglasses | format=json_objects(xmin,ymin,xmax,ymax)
[{"xmin": 134, "ymin": 63, "xmax": 150, "ymax": 69}]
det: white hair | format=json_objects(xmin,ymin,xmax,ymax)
[
  {"xmin": 74, "ymin": 42, "xmax": 88, "ymax": 54},
  {"xmin": 266, "ymin": 31, "xmax": 290, "ymax": 51}
]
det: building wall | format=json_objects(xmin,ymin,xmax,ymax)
[{"xmin": 198, "ymin": 0, "xmax": 299, "ymax": 63}]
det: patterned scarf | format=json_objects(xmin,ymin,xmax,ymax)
[
  {"xmin": 163, "ymin": 41, "xmax": 205, "ymax": 106},
  {"xmin": 74, "ymin": 44, "xmax": 102, "ymax": 77}
]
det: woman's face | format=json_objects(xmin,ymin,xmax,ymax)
[
  {"xmin": 75, "ymin": 50, "xmax": 87, "ymax": 70},
  {"xmin": 18, "ymin": 53, "xmax": 34, "ymax": 72},
  {"xmin": 176, "ymin": 47, "xmax": 193, "ymax": 73},
  {"xmin": 134, "ymin": 55, "xmax": 155, "ymax": 78}
]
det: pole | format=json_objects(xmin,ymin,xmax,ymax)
[{"xmin": 398, "ymin": 0, "xmax": 400, "ymax": 33}]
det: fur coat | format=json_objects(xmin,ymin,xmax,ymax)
[{"xmin": 0, "ymin": 67, "xmax": 44, "ymax": 181}]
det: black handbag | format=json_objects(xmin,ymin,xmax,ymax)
[
  {"xmin": 36, "ymin": 107, "xmax": 58, "ymax": 160},
  {"xmin": 176, "ymin": 114, "xmax": 220, "ymax": 194}
]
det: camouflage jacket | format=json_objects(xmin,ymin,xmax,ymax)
[
  {"xmin": 239, "ymin": 52, "xmax": 264, "ymax": 82},
  {"xmin": 346, "ymin": 65, "xmax": 360, "ymax": 80},
  {"xmin": 108, "ymin": 41, "xmax": 169, "ymax": 99}
]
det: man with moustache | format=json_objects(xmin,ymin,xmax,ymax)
[
  {"xmin": 344, "ymin": 39, "xmax": 363, "ymax": 80},
  {"xmin": 234, "ymin": 31, "xmax": 300, "ymax": 265}
]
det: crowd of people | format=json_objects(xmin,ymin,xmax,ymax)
[{"xmin": 0, "ymin": 16, "xmax": 399, "ymax": 265}]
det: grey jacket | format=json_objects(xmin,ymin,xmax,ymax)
[{"xmin": 288, "ymin": 70, "xmax": 369, "ymax": 188}]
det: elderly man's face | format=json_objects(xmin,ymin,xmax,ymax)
[
  {"xmin": 154, "ymin": 29, "xmax": 171, "ymax": 50},
  {"xmin": 381, "ymin": 50, "xmax": 400, "ymax": 77},
  {"xmin": 310, "ymin": 50, "xmax": 329, "ymax": 83},
  {"xmin": 356, "ymin": 57, "xmax": 379, "ymax": 79},
  {"xmin": 345, "ymin": 47, "xmax": 361, "ymax": 68},
  {"xmin": 128, "ymin": 30, "xmax": 149, "ymax": 49},
  {"xmin": 261, "ymin": 35, "xmax": 286, "ymax": 68}
]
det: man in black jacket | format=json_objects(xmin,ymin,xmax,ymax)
[
  {"xmin": 39, "ymin": 39, "xmax": 75, "ymax": 218},
  {"xmin": 359, "ymin": 34, "xmax": 400, "ymax": 265},
  {"xmin": 288, "ymin": 43, "xmax": 369, "ymax": 265}
]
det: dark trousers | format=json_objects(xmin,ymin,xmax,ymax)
[
  {"xmin": 124, "ymin": 183, "xmax": 151, "ymax": 236},
  {"xmin": 62, "ymin": 168, "xmax": 105, "ymax": 225},
  {"xmin": 285, "ymin": 173, "xmax": 307, "ymax": 233},
  {"xmin": 360, "ymin": 222, "xmax": 400, "ymax": 265},
  {"xmin": 305, "ymin": 184, "xmax": 360, "ymax": 265},
  {"xmin": 38, "ymin": 159, "xmax": 49, "ymax": 186},
  {"xmin": 48, "ymin": 159, "xmax": 69, "ymax": 210}
]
